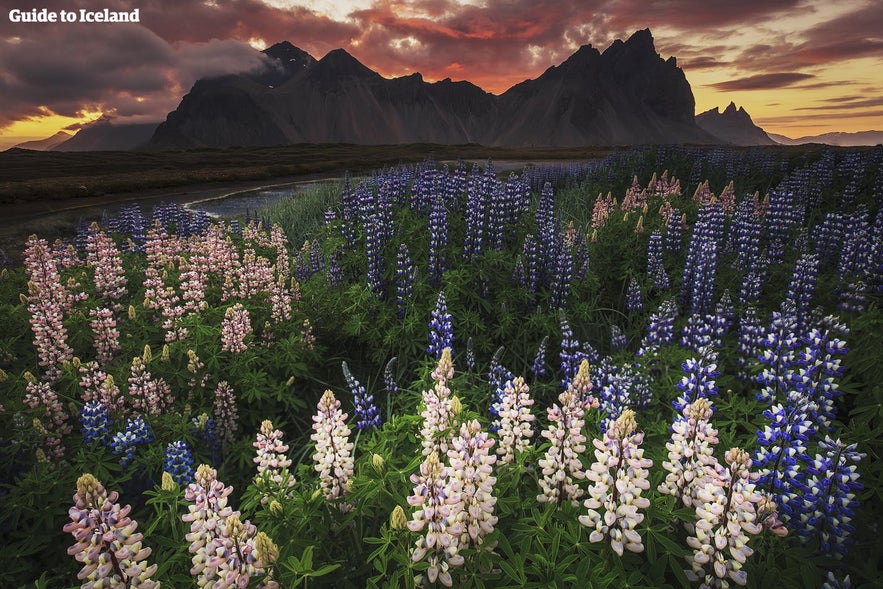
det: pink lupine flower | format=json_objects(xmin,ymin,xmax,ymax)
[
  {"xmin": 579, "ymin": 410, "xmax": 653, "ymax": 556},
  {"xmin": 685, "ymin": 448, "xmax": 764, "ymax": 588},
  {"xmin": 421, "ymin": 348, "xmax": 456, "ymax": 457},
  {"xmin": 407, "ymin": 451, "xmax": 464, "ymax": 587},
  {"xmin": 24, "ymin": 376, "xmax": 72, "ymax": 461},
  {"xmin": 692, "ymin": 180, "xmax": 715, "ymax": 206},
  {"xmin": 493, "ymin": 376, "xmax": 534, "ymax": 464},
  {"xmin": 23, "ymin": 235, "xmax": 75, "ymax": 381},
  {"xmin": 718, "ymin": 181, "xmax": 736, "ymax": 216},
  {"xmin": 63, "ymin": 473, "xmax": 159, "ymax": 588},
  {"xmin": 620, "ymin": 176, "xmax": 647, "ymax": 212},
  {"xmin": 85, "ymin": 222, "xmax": 128, "ymax": 305},
  {"xmin": 213, "ymin": 381, "xmax": 239, "ymax": 448},
  {"xmin": 310, "ymin": 390, "xmax": 354, "ymax": 505},
  {"xmin": 238, "ymin": 249, "xmax": 275, "ymax": 299},
  {"xmin": 446, "ymin": 419, "xmax": 498, "ymax": 549},
  {"xmin": 221, "ymin": 303, "xmax": 252, "ymax": 353},
  {"xmin": 179, "ymin": 256, "xmax": 208, "ymax": 314},
  {"xmin": 127, "ymin": 356, "xmax": 173, "ymax": 416},
  {"xmin": 752, "ymin": 192, "xmax": 769, "ymax": 218},
  {"xmin": 89, "ymin": 306, "xmax": 121, "ymax": 364},
  {"xmin": 569, "ymin": 359, "xmax": 598, "ymax": 411},
  {"xmin": 182, "ymin": 465, "xmax": 278, "ymax": 589},
  {"xmin": 537, "ymin": 390, "xmax": 589, "ymax": 507},
  {"xmin": 300, "ymin": 319, "xmax": 316, "ymax": 351},
  {"xmin": 591, "ymin": 192, "xmax": 616, "ymax": 230},
  {"xmin": 268, "ymin": 275, "xmax": 293, "ymax": 324},
  {"xmin": 659, "ymin": 399, "xmax": 720, "ymax": 508},
  {"xmin": 254, "ymin": 420, "xmax": 296, "ymax": 504}
]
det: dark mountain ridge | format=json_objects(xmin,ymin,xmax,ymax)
[
  {"xmin": 696, "ymin": 102, "xmax": 777, "ymax": 146},
  {"xmin": 147, "ymin": 29, "xmax": 718, "ymax": 150}
]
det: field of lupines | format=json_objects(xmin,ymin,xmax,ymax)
[{"xmin": 1, "ymin": 145, "xmax": 882, "ymax": 588}]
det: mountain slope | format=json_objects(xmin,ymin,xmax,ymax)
[
  {"xmin": 147, "ymin": 30, "xmax": 714, "ymax": 150},
  {"xmin": 13, "ymin": 131, "xmax": 72, "ymax": 151},
  {"xmin": 696, "ymin": 102, "xmax": 777, "ymax": 145},
  {"xmin": 768, "ymin": 130, "xmax": 883, "ymax": 147},
  {"xmin": 55, "ymin": 120, "xmax": 158, "ymax": 151}
]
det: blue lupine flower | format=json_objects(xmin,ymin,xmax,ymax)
[
  {"xmin": 625, "ymin": 277, "xmax": 643, "ymax": 312},
  {"xmin": 80, "ymin": 401, "xmax": 112, "ymax": 447},
  {"xmin": 610, "ymin": 325, "xmax": 627, "ymax": 351},
  {"xmin": 736, "ymin": 306, "xmax": 764, "ymax": 380},
  {"xmin": 465, "ymin": 337, "xmax": 476, "ymax": 372},
  {"xmin": 395, "ymin": 243, "xmax": 417, "ymax": 319},
  {"xmin": 109, "ymin": 415, "xmax": 153, "ymax": 469},
  {"xmin": 383, "ymin": 357, "xmax": 398, "ymax": 396},
  {"xmin": 427, "ymin": 290, "xmax": 454, "ymax": 359},
  {"xmin": 785, "ymin": 253, "xmax": 820, "ymax": 333},
  {"xmin": 531, "ymin": 336, "xmax": 549, "ymax": 378},
  {"xmin": 559, "ymin": 311, "xmax": 587, "ymax": 387},
  {"xmin": 637, "ymin": 298, "xmax": 678, "ymax": 357},
  {"xmin": 646, "ymin": 230, "xmax": 669, "ymax": 289},
  {"xmin": 673, "ymin": 352, "xmax": 719, "ymax": 414},
  {"xmin": 756, "ymin": 306, "xmax": 802, "ymax": 404},
  {"xmin": 797, "ymin": 436, "xmax": 865, "ymax": 558},
  {"xmin": 163, "ymin": 441, "xmax": 195, "ymax": 486},
  {"xmin": 428, "ymin": 195, "xmax": 448, "ymax": 287},
  {"xmin": 342, "ymin": 361, "xmax": 381, "ymax": 430},
  {"xmin": 664, "ymin": 208, "xmax": 682, "ymax": 253},
  {"xmin": 790, "ymin": 324, "xmax": 849, "ymax": 430}
]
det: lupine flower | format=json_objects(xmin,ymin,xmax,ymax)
[
  {"xmin": 63, "ymin": 474, "xmax": 159, "ymax": 588},
  {"xmin": 790, "ymin": 325, "xmax": 848, "ymax": 430},
  {"xmin": 797, "ymin": 437, "xmax": 864, "ymax": 558},
  {"xmin": 673, "ymin": 353, "xmax": 720, "ymax": 414},
  {"xmin": 559, "ymin": 311, "xmax": 587, "ymax": 387},
  {"xmin": 182, "ymin": 465, "xmax": 279, "ymax": 588},
  {"xmin": 164, "ymin": 441, "xmax": 195, "ymax": 486},
  {"xmin": 610, "ymin": 325, "xmax": 627, "ymax": 351},
  {"xmin": 80, "ymin": 401, "xmax": 112, "ymax": 447},
  {"xmin": 465, "ymin": 337, "xmax": 476, "ymax": 372},
  {"xmin": 85, "ymin": 223, "xmax": 128, "ymax": 304},
  {"xmin": 659, "ymin": 399, "xmax": 720, "ymax": 508},
  {"xmin": 396, "ymin": 243, "xmax": 417, "ymax": 319},
  {"xmin": 420, "ymin": 349, "xmax": 456, "ymax": 457},
  {"xmin": 383, "ymin": 357, "xmax": 399, "ymax": 396},
  {"xmin": 221, "ymin": 303, "xmax": 252, "ymax": 353},
  {"xmin": 492, "ymin": 376, "xmax": 534, "ymax": 464},
  {"xmin": 755, "ymin": 308, "xmax": 801, "ymax": 405},
  {"xmin": 88, "ymin": 307, "xmax": 120, "ymax": 364},
  {"xmin": 684, "ymin": 448, "xmax": 764, "ymax": 588},
  {"xmin": 785, "ymin": 253, "xmax": 820, "ymax": 333},
  {"xmin": 637, "ymin": 298, "xmax": 678, "ymax": 356},
  {"xmin": 664, "ymin": 209, "xmax": 682, "ymax": 253},
  {"xmin": 537, "ymin": 383, "xmax": 597, "ymax": 507},
  {"xmin": 530, "ymin": 336, "xmax": 549, "ymax": 378},
  {"xmin": 646, "ymin": 230, "xmax": 669, "ymax": 290},
  {"xmin": 592, "ymin": 192, "xmax": 615, "ymax": 229},
  {"xmin": 342, "ymin": 361, "xmax": 381, "ymax": 430},
  {"xmin": 110, "ymin": 416, "xmax": 153, "ymax": 469},
  {"xmin": 427, "ymin": 290, "xmax": 454, "ymax": 359},
  {"xmin": 24, "ymin": 377, "xmax": 72, "ymax": 460},
  {"xmin": 428, "ymin": 195, "xmax": 448, "ymax": 287},
  {"xmin": 625, "ymin": 277, "xmax": 643, "ymax": 312},
  {"xmin": 580, "ymin": 410, "xmax": 653, "ymax": 556},
  {"xmin": 127, "ymin": 356, "xmax": 173, "ymax": 416},
  {"xmin": 754, "ymin": 394, "xmax": 816, "ymax": 525},
  {"xmin": 446, "ymin": 420, "xmax": 498, "ymax": 549},
  {"xmin": 213, "ymin": 381, "xmax": 239, "ymax": 449},
  {"xmin": 311, "ymin": 390, "xmax": 354, "ymax": 505},
  {"xmin": 406, "ymin": 452, "xmax": 463, "ymax": 587},
  {"xmin": 253, "ymin": 420, "xmax": 296, "ymax": 504}
]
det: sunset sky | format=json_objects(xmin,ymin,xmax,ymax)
[{"xmin": 1, "ymin": 0, "xmax": 882, "ymax": 149}]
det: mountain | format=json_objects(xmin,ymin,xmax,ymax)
[
  {"xmin": 147, "ymin": 29, "xmax": 716, "ymax": 150},
  {"xmin": 13, "ymin": 131, "xmax": 72, "ymax": 150},
  {"xmin": 768, "ymin": 131, "xmax": 883, "ymax": 147},
  {"xmin": 55, "ymin": 119, "xmax": 158, "ymax": 151},
  {"xmin": 696, "ymin": 102, "xmax": 777, "ymax": 145}
]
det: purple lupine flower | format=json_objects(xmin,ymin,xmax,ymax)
[
  {"xmin": 637, "ymin": 298, "xmax": 678, "ymax": 356},
  {"xmin": 163, "ymin": 441, "xmax": 195, "ymax": 486},
  {"xmin": 110, "ymin": 415, "xmax": 154, "ymax": 469},
  {"xmin": 610, "ymin": 325, "xmax": 627, "ymax": 351},
  {"xmin": 342, "ymin": 361, "xmax": 381, "ymax": 430},
  {"xmin": 598, "ymin": 362, "xmax": 651, "ymax": 431},
  {"xmin": 365, "ymin": 211, "xmax": 385, "ymax": 298},
  {"xmin": 383, "ymin": 357, "xmax": 398, "ymax": 396},
  {"xmin": 559, "ymin": 311, "xmax": 587, "ymax": 387},
  {"xmin": 428, "ymin": 194, "xmax": 448, "ymax": 287},
  {"xmin": 550, "ymin": 239, "xmax": 574, "ymax": 310},
  {"xmin": 646, "ymin": 230, "xmax": 669, "ymax": 289},
  {"xmin": 396, "ymin": 243, "xmax": 417, "ymax": 319},
  {"xmin": 673, "ymin": 352, "xmax": 719, "ymax": 414},
  {"xmin": 736, "ymin": 306, "xmax": 764, "ymax": 380},
  {"xmin": 785, "ymin": 253, "xmax": 820, "ymax": 333},
  {"xmin": 790, "ymin": 323, "xmax": 849, "ymax": 430},
  {"xmin": 756, "ymin": 307, "xmax": 801, "ymax": 405},
  {"xmin": 664, "ymin": 208, "xmax": 682, "ymax": 253},
  {"xmin": 80, "ymin": 401, "xmax": 112, "ymax": 447},
  {"xmin": 326, "ymin": 251, "xmax": 344, "ymax": 287},
  {"xmin": 797, "ymin": 437, "xmax": 865, "ymax": 558},
  {"xmin": 625, "ymin": 277, "xmax": 643, "ymax": 312},
  {"xmin": 427, "ymin": 290, "xmax": 454, "ymax": 360},
  {"xmin": 531, "ymin": 336, "xmax": 549, "ymax": 378},
  {"xmin": 465, "ymin": 337, "xmax": 476, "ymax": 372},
  {"xmin": 522, "ymin": 234, "xmax": 540, "ymax": 300}
]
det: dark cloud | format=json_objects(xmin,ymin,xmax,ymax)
[{"xmin": 708, "ymin": 72, "xmax": 815, "ymax": 91}]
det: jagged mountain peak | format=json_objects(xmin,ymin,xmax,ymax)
[
  {"xmin": 263, "ymin": 41, "xmax": 315, "ymax": 67},
  {"xmin": 316, "ymin": 48, "xmax": 378, "ymax": 77},
  {"xmin": 696, "ymin": 103, "xmax": 776, "ymax": 145}
]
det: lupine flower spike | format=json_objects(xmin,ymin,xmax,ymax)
[
  {"xmin": 311, "ymin": 390, "xmax": 354, "ymax": 507},
  {"xmin": 580, "ymin": 410, "xmax": 653, "ymax": 555}
]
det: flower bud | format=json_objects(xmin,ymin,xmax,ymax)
[
  {"xmin": 390, "ymin": 505, "xmax": 407, "ymax": 530},
  {"xmin": 286, "ymin": 376, "xmax": 296, "ymax": 386},
  {"xmin": 23, "ymin": 371, "xmax": 36, "ymax": 384},
  {"xmin": 255, "ymin": 531, "xmax": 279, "ymax": 565},
  {"xmin": 269, "ymin": 500, "xmax": 283, "ymax": 517},
  {"xmin": 311, "ymin": 489, "xmax": 322, "ymax": 501},
  {"xmin": 372, "ymin": 453, "xmax": 384, "ymax": 472},
  {"xmin": 0, "ymin": 368, "xmax": 7, "ymax": 382},
  {"xmin": 128, "ymin": 305, "xmax": 136, "ymax": 320},
  {"xmin": 142, "ymin": 345, "xmax": 152, "ymax": 363},
  {"xmin": 160, "ymin": 344, "xmax": 170, "ymax": 362},
  {"xmin": 161, "ymin": 472, "xmax": 176, "ymax": 491},
  {"xmin": 450, "ymin": 396, "xmax": 462, "ymax": 416}
]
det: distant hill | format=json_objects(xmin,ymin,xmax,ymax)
[
  {"xmin": 147, "ymin": 29, "xmax": 716, "ymax": 150},
  {"xmin": 13, "ymin": 131, "xmax": 72, "ymax": 151},
  {"xmin": 55, "ymin": 120, "xmax": 158, "ymax": 151},
  {"xmin": 696, "ymin": 102, "xmax": 777, "ymax": 145},
  {"xmin": 768, "ymin": 131, "xmax": 883, "ymax": 147}
]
